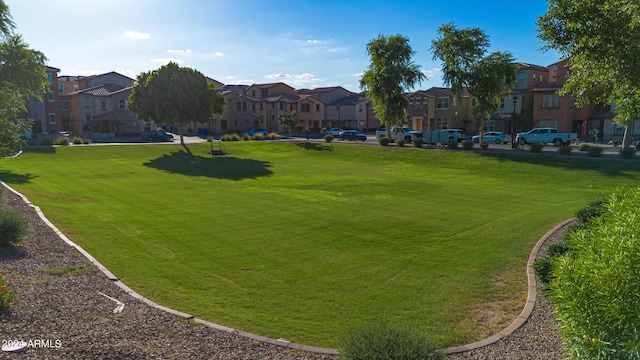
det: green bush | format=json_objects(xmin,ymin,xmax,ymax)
[
  {"xmin": 610, "ymin": 139, "xmax": 620, "ymax": 147},
  {"xmin": 461, "ymin": 140, "xmax": 474, "ymax": 150},
  {"xmin": 242, "ymin": 134, "xmax": 251, "ymax": 141},
  {"xmin": 534, "ymin": 241, "xmax": 570, "ymax": 285},
  {"xmin": 396, "ymin": 139, "xmax": 405, "ymax": 147},
  {"xmin": 0, "ymin": 270, "xmax": 16, "ymax": 312},
  {"xmin": 558, "ymin": 145, "xmax": 572, "ymax": 156},
  {"xmin": 578, "ymin": 143, "xmax": 591, "ymax": 151},
  {"xmin": 587, "ymin": 146, "xmax": 603, "ymax": 157},
  {"xmin": 221, "ymin": 134, "xmax": 241, "ymax": 141},
  {"xmin": 412, "ymin": 137, "xmax": 424, "ymax": 148},
  {"xmin": 72, "ymin": 136, "xmax": 84, "ymax": 144},
  {"xmin": 547, "ymin": 187, "xmax": 640, "ymax": 359},
  {"xmin": 378, "ymin": 136, "xmax": 390, "ymax": 146},
  {"xmin": 54, "ymin": 137, "xmax": 70, "ymax": 146},
  {"xmin": 339, "ymin": 321, "xmax": 445, "ymax": 360},
  {"xmin": 40, "ymin": 138, "xmax": 53, "ymax": 146},
  {"xmin": 252, "ymin": 134, "xmax": 265, "ymax": 141},
  {"xmin": 324, "ymin": 134, "xmax": 334, "ymax": 143},
  {"xmin": 266, "ymin": 132, "xmax": 278, "ymax": 140},
  {"xmin": 619, "ymin": 148, "xmax": 636, "ymax": 159},
  {"xmin": 83, "ymin": 139, "xmax": 92, "ymax": 145},
  {"xmin": 530, "ymin": 143, "xmax": 544, "ymax": 153},
  {"xmin": 574, "ymin": 199, "xmax": 606, "ymax": 225},
  {"xmin": 446, "ymin": 140, "xmax": 458, "ymax": 149},
  {"xmin": 0, "ymin": 209, "xmax": 30, "ymax": 246}
]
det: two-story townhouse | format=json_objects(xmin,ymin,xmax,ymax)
[
  {"xmin": 57, "ymin": 75, "xmax": 81, "ymax": 133},
  {"xmin": 421, "ymin": 87, "xmax": 475, "ymax": 134},
  {"xmin": 215, "ymin": 91, "xmax": 264, "ymax": 133},
  {"xmin": 68, "ymin": 71, "xmax": 137, "ymax": 138},
  {"xmin": 354, "ymin": 97, "xmax": 381, "ymax": 131},
  {"xmin": 246, "ymin": 82, "xmax": 296, "ymax": 99},
  {"xmin": 324, "ymin": 95, "xmax": 360, "ymax": 130},
  {"xmin": 296, "ymin": 95, "xmax": 324, "ymax": 132},
  {"xmin": 532, "ymin": 60, "xmax": 593, "ymax": 136},
  {"xmin": 405, "ymin": 90, "xmax": 431, "ymax": 131},
  {"xmin": 17, "ymin": 66, "xmax": 61, "ymax": 137}
]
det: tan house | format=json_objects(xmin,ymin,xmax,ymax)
[{"xmin": 17, "ymin": 66, "xmax": 62, "ymax": 137}]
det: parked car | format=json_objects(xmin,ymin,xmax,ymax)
[
  {"xmin": 516, "ymin": 128, "xmax": 577, "ymax": 147},
  {"xmin": 472, "ymin": 131, "xmax": 512, "ymax": 144},
  {"xmin": 339, "ymin": 130, "xmax": 367, "ymax": 141},
  {"xmin": 142, "ymin": 130, "xmax": 173, "ymax": 141},
  {"xmin": 240, "ymin": 128, "xmax": 268, "ymax": 136},
  {"xmin": 322, "ymin": 128, "xmax": 345, "ymax": 136}
]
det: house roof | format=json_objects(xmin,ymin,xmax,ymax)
[
  {"xmin": 71, "ymin": 83, "xmax": 127, "ymax": 96},
  {"xmin": 46, "ymin": 66, "xmax": 61, "ymax": 73},
  {"xmin": 264, "ymin": 93, "xmax": 300, "ymax": 103},
  {"xmin": 516, "ymin": 62, "xmax": 548, "ymax": 71},
  {"xmin": 330, "ymin": 95, "xmax": 361, "ymax": 106},
  {"xmin": 81, "ymin": 71, "xmax": 134, "ymax": 82}
]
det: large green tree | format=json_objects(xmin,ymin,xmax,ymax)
[
  {"xmin": 360, "ymin": 34, "xmax": 425, "ymax": 139},
  {"xmin": 431, "ymin": 23, "xmax": 517, "ymax": 144},
  {"xmin": 0, "ymin": 0, "xmax": 48, "ymax": 158},
  {"xmin": 538, "ymin": 0, "xmax": 640, "ymax": 148},
  {"xmin": 128, "ymin": 62, "xmax": 225, "ymax": 154}
]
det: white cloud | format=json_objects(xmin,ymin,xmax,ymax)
[
  {"xmin": 225, "ymin": 75, "xmax": 254, "ymax": 84},
  {"xmin": 167, "ymin": 49, "xmax": 193, "ymax": 54},
  {"xmin": 423, "ymin": 67, "xmax": 441, "ymax": 80},
  {"xmin": 264, "ymin": 73, "xmax": 321, "ymax": 87},
  {"xmin": 122, "ymin": 31, "xmax": 151, "ymax": 40},
  {"xmin": 150, "ymin": 58, "xmax": 183, "ymax": 65},
  {"xmin": 215, "ymin": 52, "xmax": 224, "ymax": 57}
]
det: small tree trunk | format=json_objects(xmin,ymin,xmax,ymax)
[
  {"xmin": 178, "ymin": 128, "xmax": 192, "ymax": 155},
  {"xmin": 622, "ymin": 118, "xmax": 633, "ymax": 149}
]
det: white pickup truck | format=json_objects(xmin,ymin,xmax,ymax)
[
  {"xmin": 515, "ymin": 128, "xmax": 577, "ymax": 147},
  {"xmin": 375, "ymin": 127, "xmax": 423, "ymax": 142}
]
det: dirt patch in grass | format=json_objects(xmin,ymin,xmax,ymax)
[{"xmin": 456, "ymin": 265, "xmax": 528, "ymax": 341}]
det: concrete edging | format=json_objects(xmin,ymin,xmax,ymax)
[{"xmin": 2, "ymin": 181, "xmax": 571, "ymax": 356}]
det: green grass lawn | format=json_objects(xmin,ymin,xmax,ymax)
[{"xmin": 2, "ymin": 141, "xmax": 639, "ymax": 349}]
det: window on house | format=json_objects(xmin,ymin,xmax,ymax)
[
  {"xmin": 48, "ymin": 91, "xmax": 54, "ymax": 102},
  {"xmin": 614, "ymin": 124, "xmax": 625, "ymax": 135},
  {"xmin": 262, "ymin": 90, "xmax": 268, "ymax": 97},
  {"xmin": 60, "ymin": 101, "xmax": 70, "ymax": 110},
  {"xmin": 47, "ymin": 73, "xmax": 53, "ymax": 83},
  {"xmin": 519, "ymin": 73, "xmax": 525, "ymax": 80},
  {"xmin": 242, "ymin": 102, "xmax": 247, "ymax": 111},
  {"xmin": 252, "ymin": 90, "xmax": 256, "ymax": 97},
  {"xmin": 118, "ymin": 99, "xmax": 127, "ymax": 110},
  {"xmin": 359, "ymin": 106, "xmax": 363, "ymax": 113},
  {"xmin": 260, "ymin": 103, "xmax": 263, "ymax": 111},
  {"xmin": 236, "ymin": 101, "xmax": 241, "ymax": 111},
  {"xmin": 539, "ymin": 120, "xmax": 558, "ymax": 128},
  {"xmin": 100, "ymin": 99, "xmax": 107, "ymax": 110},
  {"xmin": 252, "ymin": 104, "xmax": 256, "ymax": 112},
  {"xmin": 49, "ymin": 113, "xmax": 56, "ymax": 124},
  {"xmin": 422, "ymin": 97, "xmax": 427, "ymax": 104},
  {"xmin": 84, "ymin": 97, "xmax": 91, "ymax": 108},
  {"xmin": 85, "ymin": 114, "xmax": 91, "ymax": 123},
  {"xmin": 301, "ymin": 104, "xmax": 310, "ymax": 112},
  {"xmin": 58, "ymin": 84, "xmax": 63, "ymax": 93},
  {"xmin": 499, "ymin": 98, "xmax": 505, "ymax": 109},
  {"xmin": 483, "ymin": 120, "xmax": 496, "ymax": 131},
  {"xmin": 316, "ymin": 104, "xmax": 320, "ymax": 112},
  {"xmin": 279, "ymin": 103, "xmax": 284, "ymax": 110},
  {"xmin": 437, "ymin": 97, "xmax": 449, "ymax": 109},
  {"xmin": 409, "ymin": 98, "xmax": 413, "ymax": 104},
  {"xmin": 436, "ymin": 118, "xmax": 448, "ymax": 130},
  {"xmin": 543, "ymin": 94, "xmax": 559, "ymax": 108},
  {"xmin": 452, "ymin": 97, "xmax": 457, "ymax": 106}
]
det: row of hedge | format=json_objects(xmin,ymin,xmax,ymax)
[{"xmin": 0, "ymin": 187, "xmax": 30, "ymax": 312}]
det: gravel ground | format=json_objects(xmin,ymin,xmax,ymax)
[{"xmin": 1, "ymin": 185, "xmax": 568, "ymax": 359}]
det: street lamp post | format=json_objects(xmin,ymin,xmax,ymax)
[
  {"xmin": 511, "ymin": 95, "xmax": 518, "ymax": 148},
  {"xmin": 337, "ymin": 104, "xmax": 341, "ymax": 127}
]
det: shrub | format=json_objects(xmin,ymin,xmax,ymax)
[
  {"xmin": 206, "ymin": 136, "xmax": 213, "ymax": 142},
  {"xmin": 252, "ymin": 134, "xmax": 265, "ymax": 141},
  {"xmin": 546, "ymin": 187, "xmax": 640, "ymax": 359},
  {"xmin": 446, "ymin": 139, "xmax": 458, "ymax": 149},
  {"xmin": 396, "ymin": 139, "xmax": 405, "ymax": 147},
  {"xmin": 83, "ymin": 139, "xmax": 92, "ymax": 145},
  {"xmin": 324, "ymin": 134, "xmax": 334, "ymax": 143},
  {"xmin": 587, "ymin": 146, "xmax": 603, "ymax": 157},
  {"xmin": 610, "ymin": 139, "xmax": 620, "ymax": 147},
  {"xmin": 412, "ymin": 137, "xmax": 424, "ymax": 148},
  {"xmin": 54, "ymin": 137, "xmax": 70, "ymax": 146},
  {"xmin": 530, "ymin": 143, "xmax": 544, "ymax": 153},
  {"xmin": 0, "ymin": 270, "xmax": 16, "ymax": 312},
  {"xmin": 221, "ymin": 134, "xmax": 240, "ymax": 141},
  {"xmin": 574, "ymin": 199, "xmax": 606, "ymax": 225},
  {"xmin": 461, "ymin": 140, "xmax": 474, "ymax": 151},
  {"xmin": 266, "ymin": 132, "xmax": 278, "ymax": 140},
  {"xmin": 0, "ymin": 209, "xmax": 30, "ymax": 246},
  {"xmin": 339, "ymin": 321, "xmax": 445, "ymax": 360},
  {"xmin": 72, "ymin": 136, "xmax": 84, "ymax": 144},
  {"xmin": 242, "ymin": 134, "xmax": 251, "ymax": 141},
  {"xmin": 558, "ymin": 145, "xmax": 572, "ymax": 156},
  {"xmin": 534, "ymin": 241, "xmax": 570, "ymax": 285},
  {"xmin": 378, "ymin": 136, "xmax": 390, "ymax": 146},
  {"xmin": 578, "ymin": 143, "xmax": 591, "ymax": 152},
  {"xmin": 619, "ymin": 148, "xmax": 636, "ymax": 159}
]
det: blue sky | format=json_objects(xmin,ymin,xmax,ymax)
[{"xmin": 6, "ymin": 0, "xmax": 559, "ymax": 92}]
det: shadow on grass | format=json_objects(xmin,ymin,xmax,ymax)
[
  {"xmin": 295, "ymin": 142, "xmax": 333, "ymax": 151},
  {"xmin": 473, "ymin": 149, "xmax": 640, "ymax": 177},
  {"xmin": 0, "ymin": 171, "xmax": 35, "ymax": 185},
  {"xmin": 24, "ymin": 146, "xmax": 56, "ymax": 154},
  {"xmin": 144, "ymin": 151, "xmax": 273, "ymax": 180}
]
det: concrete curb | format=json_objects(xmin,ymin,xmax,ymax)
[
  {"xmin": 444, "ymin": 218, "xmax": 575, "ymax": 354},
  {"xmin": 1, "ymin": 182, "xmax": 338, "ymax": 356},
  {"xmin": 1, "ymin": 181, "xmax": 571, "ymax": 356}
]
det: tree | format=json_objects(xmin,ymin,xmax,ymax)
[
  {"xmin": 128, "ymin": 62, "xmax": 224, "ymax": 154},
  {"xmin": 431, "ymin": 24, "xmax": 517, "ymax": 144},
  {"xmin": 360, "ymin": 34, "xmax": 425, "ymax": 139},
  {"xmin": 278, "ymin": 110, "xmax": 298, "ymax": 139},
  {"xmin": 538, "ymin": 0, "xmax": 640, "ymax": 149},
  {"xmin": 0, "ymin": 1, "xmax": 48, "ymax": 158}
]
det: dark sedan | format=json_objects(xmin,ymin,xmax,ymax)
[{"xmin": 339, "ymin": 130, "xmax": 367, "ymax": 141}]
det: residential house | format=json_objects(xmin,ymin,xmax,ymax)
[
  {"xmin": 57, "ymin": 75, "xmax": 81, "ymax": 133},
  {"xmin": 296, "ymin": 95, "xmax": 324, "ymax": 132},
  {"xmin": 417, "ymin": 87, "xmax": 476, "ymax": 134},
  {"xmin": 297, "ymin": 86, "xmax": 356, "ymax": 129},
  {"xmin": 355, "ymin": 97, "xmax": 381, "ymax": 131},
  {"xmin": 68, "ymin": 72, "xmax": 138, "ymax": 138},
  {"xmin": 17, "ymin": 66, "xmax": 61, "ymax": 136}
]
